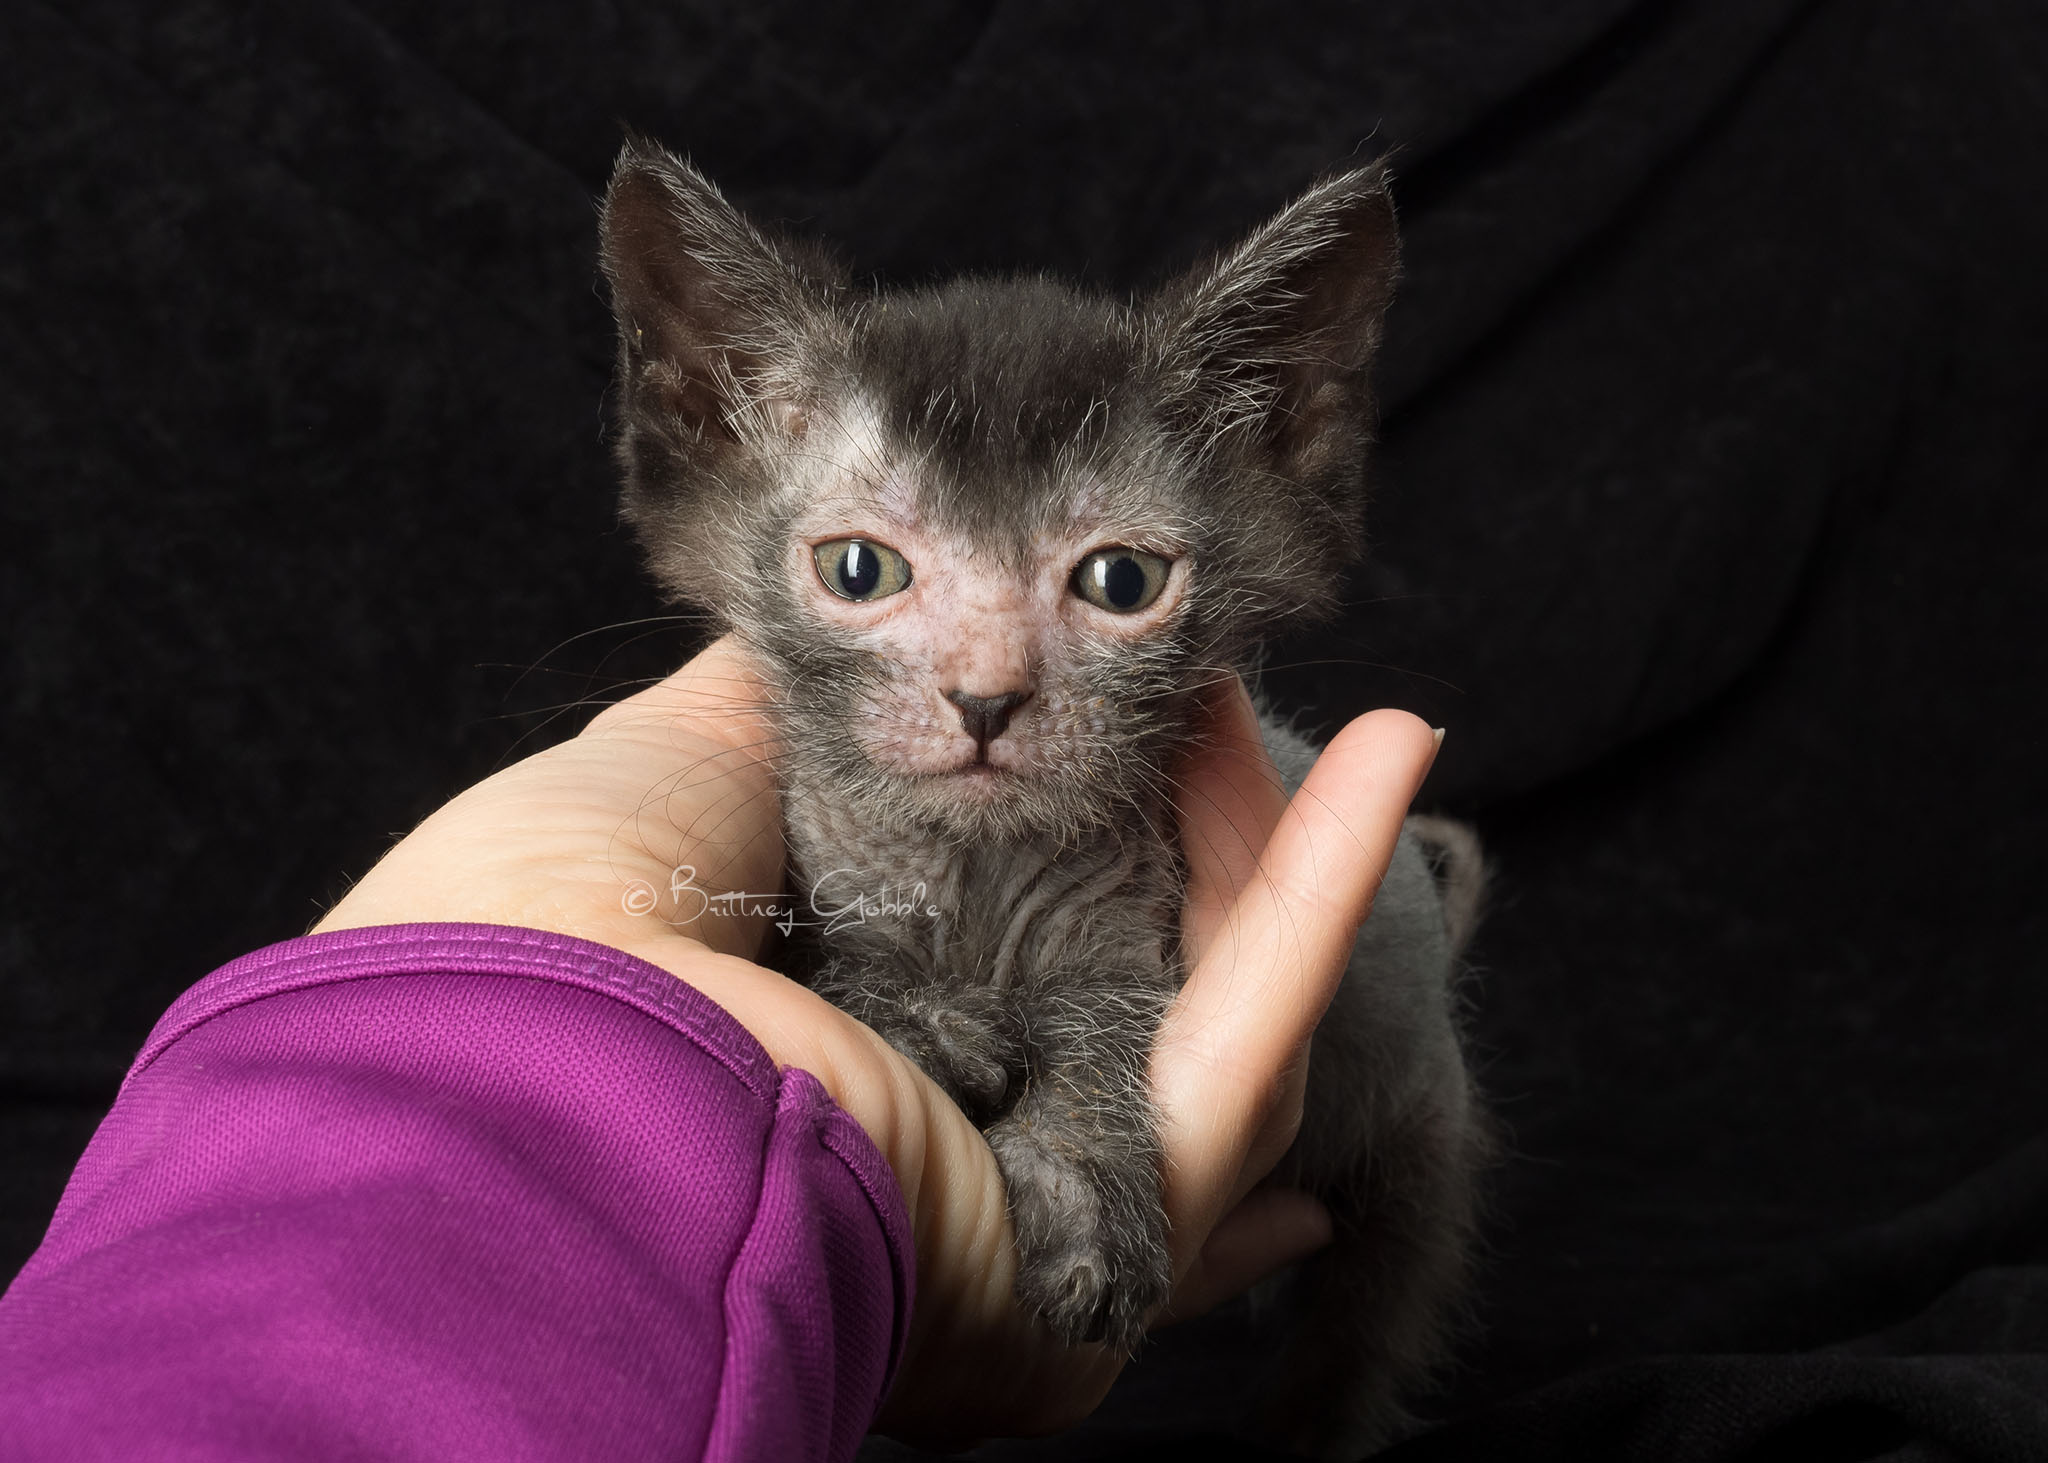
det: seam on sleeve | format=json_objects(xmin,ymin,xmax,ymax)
[
  {"xmin": 816, "ymin": 1100, "xmax": 917, "ymax": 1397},
  {"xmin": 126, "ymin": 923, "xmax": 779, "ymax": 1103},
  {"xmin": 701, "ymin": 1086, "xmax": 776, "ymax": 1462}
]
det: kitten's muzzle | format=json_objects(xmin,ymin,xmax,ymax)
[{"xmin": 946, "ymin": 689, "xmax": 1032, "ymax": 755}]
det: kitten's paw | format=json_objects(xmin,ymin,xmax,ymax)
[
  {"xmin": 885, "ymin": 986, "xmax": 1022, "ymax": 1122},
  {"xmin": 987, "ymin": 1118, "xmax": 1170, "ymax": 1351}
]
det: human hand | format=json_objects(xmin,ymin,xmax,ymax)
[{"xmin": 316, "ymin": 636, "xmax": 1441, "ymax": 1444}]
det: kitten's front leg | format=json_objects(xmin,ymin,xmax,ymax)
[
  {"xmin": 985, "ymin": 989, "xmax": 1172, "ymax": 1351},
  {"xmin": 811, "ymin": 963, "xmax": 1025, "ymax": 1125}
]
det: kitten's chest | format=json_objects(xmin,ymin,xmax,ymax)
[{"xmin": 783, "ymin": 794, "xmax": 1183, "ymax": 994}]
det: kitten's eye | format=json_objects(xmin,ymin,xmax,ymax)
[
  {"xmin": 814, "ymin": 538, "xmax": 913, "ymax": 602},
  {"xmin": 1072, "ymin": 548, "xmax": 1171, "ymax": 614}
]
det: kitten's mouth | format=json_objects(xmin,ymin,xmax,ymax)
[
  {"xmin": 877, "ymin": 735, "xmax": 1030, "ymax": 794},
  {"xmin": 934, "ymin": 757, "xmax": 1015, "ymax": 795}
]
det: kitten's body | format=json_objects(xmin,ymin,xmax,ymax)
[
  {"xmin": 600, "ymin": 140, "xmax": 1488, "ymax": 1455},
  {"xmin": 797, "ymin": 728, "xmax": 1486, "ymax": 1452}
]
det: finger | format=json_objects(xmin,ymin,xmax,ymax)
[
  {"xmin": 1155, "ymin": 710, "xmax": 1440, "ymax": 1247},
  {"xmin": 1155, "ymin": 1188, "xmax": 1333, "ymax": 1326},
  {"xmin": 1174, "ymin": 677, "xmax": 1290, "ymax": 963},
  {"xmin": 560, "ymin": 638, "xmax": 787, "ymax": 953},
  {"xmin": 313, "ymin": 636, "xmax": 794, "ymax": 967},
  {"xmin": 582, "ymin": 634, "xmax": 782, "ymax": 765}
]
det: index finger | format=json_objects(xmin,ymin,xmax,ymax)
[
  {"xmin": 582, "ymin": 634, "xmax": 782, "ymax": 761},
  {"xmin": 577, "ymin": 636, "xmax": 787, "ymax": 959}
]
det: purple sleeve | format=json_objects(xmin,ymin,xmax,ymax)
[{"xmin": 0, "ymin": 924, "xmax": 915, "ymax": 1462}]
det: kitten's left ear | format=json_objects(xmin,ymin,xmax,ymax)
[{"xmin": 1150, "ymin": 163, "xmax": 1400, "ymax": 483}]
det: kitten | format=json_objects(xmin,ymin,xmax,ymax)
[{"xmin": 598, "ymin": 138, "xmax": 1489, "ymax": 1455}]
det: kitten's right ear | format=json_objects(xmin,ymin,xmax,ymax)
[{"xmin": 600, "ymin": 139, "xmax": 835, "ymax": 449}]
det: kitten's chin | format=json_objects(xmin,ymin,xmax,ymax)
[
  {"xmin": 945, "ymin": 762, "xmax": 1008, "ymax": 791},
  {"xmin": 920, "ymin": 761, "xmax": 1021, "ymax": 814},
  {"xmin": 848, "ymin": 746, "xmax": 1112, "ymax": 840},
  {"xmin": 886, "ymin": 760, "xmax": 1069, "ymax": 841}
]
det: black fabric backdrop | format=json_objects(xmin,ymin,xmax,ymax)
[{"xmin": 5, "ymin": 2, "xmax": 2046, "ymax": 1459}]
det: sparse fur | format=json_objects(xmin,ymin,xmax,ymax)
[{"xmin": 600, "ymin": 137, "xmax": 1489, "ymax": 1457}]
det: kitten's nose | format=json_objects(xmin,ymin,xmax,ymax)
[{"xmin": 947, "ymin": 689, "xmax": 1031, "ymax": 754}]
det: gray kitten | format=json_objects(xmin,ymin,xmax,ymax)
[{"xmin": 599, "ymin": 138, "xmax": 1489, "ymax": 1456}]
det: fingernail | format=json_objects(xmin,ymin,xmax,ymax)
[{"xmin": 1432, "ymin": 727, "xmax": 1446, "ymax": 750}]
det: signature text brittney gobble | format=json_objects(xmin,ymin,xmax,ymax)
[{"xmin": 621, "ymin": 864, "xmax": 942, "ymax": 935}]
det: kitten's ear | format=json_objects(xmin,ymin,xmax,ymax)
[
  {"xmin": 600, "ymin": 138, "xmax": 836, "ymax": 447},
  {"xmin": 1150, "ymin": 163, "xmax": 1400, "ymax": 480}
]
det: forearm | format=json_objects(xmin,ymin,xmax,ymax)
[{"xmin": 0, "ymin": 924, "xmax": 913, "ymax": 1462}]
